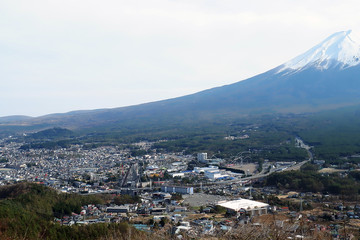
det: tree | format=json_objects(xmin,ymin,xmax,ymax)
[
  {"xmin": 160, "ymin": 217, "xmax": 169, "ymax": 227},
  {"xmin": 171, "ymin": 193, "xmax": 183, "ymax": 201},
  {"xmin": 114, "ymin": 195, "xmax": 141, "ymax": 205}
]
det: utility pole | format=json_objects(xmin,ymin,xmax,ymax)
[{"xmin": 300, "ymin": 197, "xmax": 304, "ymax": 238}]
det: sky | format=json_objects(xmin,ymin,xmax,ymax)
[{"xmin": 1, "ymin": 0, "xmax": 360, "ymax": 117}]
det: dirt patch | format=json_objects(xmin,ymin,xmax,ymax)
[
  {"xmin": 318, "ymin": 168, "xmax": 346, "ymax": 173},
  {"xmin": 253, "ymin": 213, "xmax": 290, "ymax": 224},
  {"xmin": 229, "ymin": 163, "xmax": 258, "ymax": 174},
  {"xmin": 348, "ymin": 219, "xmax": 360, "ymax": 228},
  {"xmin": 277, "ymin": 191, "xmax": 299, "ymax": 199}
]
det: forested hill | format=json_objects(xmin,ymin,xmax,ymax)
[{"xmin": 0, "ymin": 182, "xmax": 148, "ymax": 240}]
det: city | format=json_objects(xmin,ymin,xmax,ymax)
[
  {"xmin": 1, "ymin": 133, "xmax": 360, "ymax": 239},
  {"xmin": 2, "ymin": 2, "xmax": 360, "ymax": 239}
]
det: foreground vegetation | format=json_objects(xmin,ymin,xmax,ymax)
[
  {"xmin": 0, "ymin": 182, "xmax": 358, "ymax": 240},
  {"xmin": 0, "ymin": 183, "xmax": 147, "ymax": 240}
]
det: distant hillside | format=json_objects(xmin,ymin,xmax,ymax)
[
  {"xmin": 0, "ymin": 115, "xmax": 32, "ymax": 123},
  {"xmin": 27, "ymin": 127, "xmax": 74, "ymax": 140},
  {"xmin": 1, "ymin": 31, "xmax": 360, "ymax": 137},
  {"xmin": 2, "ymin": 66, "xmax": 360, "ymax": 134}
]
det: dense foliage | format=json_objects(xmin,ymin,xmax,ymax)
[
  {"xmin": 11, "ymin": 105, "xmax": 360, "ymax": 164},
  {"xmin": 264, "ymin": 164, "xmax": 360, "ymax": 197},
  {"xmin": 26, "ymin": 127, "xmax": 74, "ymax": 140},
  {"xmin": 294, "ymin": 107, "xmax": 360, "ymax": 161},
  {"xmin": 114, "ymin": 194, "xmax": 141, "ymax": 205},
  {"xmin": 0, "ymin": 183, "xmax": 146, "ymax": 240},
  {"xmin": 87, "ymin": 105, "xmax": 360, "ymax": 162}
]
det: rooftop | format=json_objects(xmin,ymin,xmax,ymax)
[{"xmin": 217, "ymin": 198, "xmax": 269, "ymax": 211}]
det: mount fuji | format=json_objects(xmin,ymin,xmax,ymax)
[
  {"xmin": 2, "ymin": 30, "xmax": 360, "ymax": 130},
  {"xmin": 186, "ymin": 29, "xmax": 360, "ymax": 114},
  {"xmin": 147, "ymin": 30, "xmax": 360, "ymax": 116},
  {"xmin": 279, "ymin": 30, "xmax": 360, "ymax": 72}
]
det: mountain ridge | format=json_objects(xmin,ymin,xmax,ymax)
[{"xmin": 2, "ymin": 30, "xmax": 360, "ymax": 132}]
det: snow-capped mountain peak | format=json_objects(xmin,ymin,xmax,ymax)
[{"xmin": 279, "ymin": 30, "xmax": 360, "ymax": 73}]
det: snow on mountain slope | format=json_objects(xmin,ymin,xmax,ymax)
[{"xmin": 279, "ymin": 30, "xmax": 360, "ymax": 73}]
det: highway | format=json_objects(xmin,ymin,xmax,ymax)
[{"xmin": 209, "ymin": 137, "xmax": 313, "ymax": 185}]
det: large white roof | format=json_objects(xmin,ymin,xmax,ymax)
[{"xmin": 217, "ymin": 198, "xmax": 269, "ymax": 211}]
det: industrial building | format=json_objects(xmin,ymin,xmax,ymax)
[
  {"xmin": 161, "ymin": 186, "xmax": 194, "ymax": 195},
  {"xmin": 217, "ymin": 198, "xmax": 269, "ymax": 217},
  {"xmin": 106, "ymin": 206, "xmax": 129, "ymax": 213},
  {"xmin": 193, "ymin": 166, "xmax": 231, "ymax": 180}
]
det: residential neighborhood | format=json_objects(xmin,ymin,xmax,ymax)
[{"xmin": 1, "ymin": 134, "xmax": 360, "ymax": 239}]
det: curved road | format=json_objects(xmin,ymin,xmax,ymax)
[{"xmin": 207, "ymin": 137, "xmax": 313, "ymax": 185}]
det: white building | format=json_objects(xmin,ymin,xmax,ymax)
[
  {"xmin": 161, "ymin": 186, "xmax": 194, "ymax": 195},
  {"xmin": 204, "ymin": 170, "xmax": 221, "ymax": 180},
  {"xmin": 194, "ymin": 166, "xmax": 229, "ymax": 180},
  {"xmin": 205, "ymin": 171, "xmax": 229, "ymax": 180},
  {"xmin": 174, "ymin": 221, "xmax": 192, "ymax": 234},
  {"xmin": 197, "ymin": 153, "xmax": 208, "ymax": 163},
  {"xmin": 194, "ymin": 166, "xmax": 218, "ymax": 174},
  {"xmin": 217, "ymin": 199, "xmax": 269, "ymax": 217},
  {"xmin": 169, "ymin": 172, "xmax": 185, "ymax": 178}
]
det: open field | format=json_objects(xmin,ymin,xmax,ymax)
[
  {"xmin": 227, "ymin": 163, "xmax": 257, "ymax": 174},
  {"xmin": 318, "ymin": 168, "xmax": 347, "ymax": 173}
]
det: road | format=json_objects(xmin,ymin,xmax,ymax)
[{"xmin": 209, "ymin": 137, "xmax": 313, "ymax": 185}]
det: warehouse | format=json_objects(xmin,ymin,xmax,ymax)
[{"xmin": 217, "ymin": 198, "xmax": 269, "ymax": 217}]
